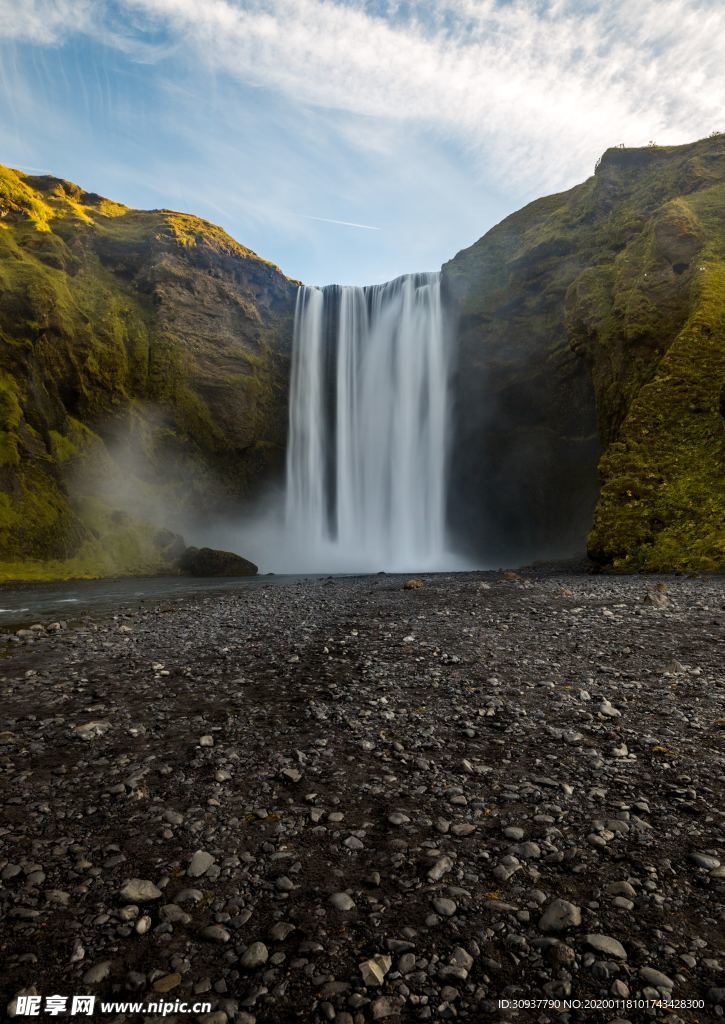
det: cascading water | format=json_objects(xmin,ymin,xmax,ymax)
[{"xmin": 284, "ymin": 272, "xmax": 453, "ymax": 571}]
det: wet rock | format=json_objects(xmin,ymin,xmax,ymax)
[{"xmin": 178, "ymin": 546, "xmax": 258, "ymax": 577}]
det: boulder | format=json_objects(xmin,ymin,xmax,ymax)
[{"xmin": 178, "ymin": 546, "xmax": 258, "ymax": 577}]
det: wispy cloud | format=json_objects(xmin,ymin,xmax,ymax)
[
  {"xmin": 4, "ymin": 0, "xmax": 718, "ymax": 192},
  {"xmin": 303, "ymin": 214, "xmax": 380, "ymax": 231},
  {"xmin": 0, "ymin": 0, "xmax": 96, "ymax": 44},
  {"xmin": 1, "ymin": 0, "xmax": 723, "ymax": 282}
]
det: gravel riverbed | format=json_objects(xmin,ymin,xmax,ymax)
[{"xmin": 1, "ymin": 571, "xmax": 723, "ymax": 1024}]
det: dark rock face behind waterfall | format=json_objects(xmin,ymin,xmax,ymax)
[
  {"xmin": 0, "ymin": 164, "xmax": 297, "ymax": 578},
  {"xmin": 443, "ymin": 135, "xmax": 725, "ymax": 572}
]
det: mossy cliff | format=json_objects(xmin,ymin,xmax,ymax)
[
  {"xmin": 0, "ymin": 165, "xmax": 297, "ymax": 580},
  {"xmin": 443, "ymin": 135, "xmax": 725, "ymax": 571}
]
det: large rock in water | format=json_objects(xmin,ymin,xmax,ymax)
[
  {"xmin": 178, "ymin": 546, "xmax": 258, "ymax": 577},
  {"xmin": 443, "ymin": 135, "xmax": 725, "ymax": 572}
]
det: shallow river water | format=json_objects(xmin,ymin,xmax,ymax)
[{"xmin": 0, "ymin": 573, "xmax": 316, "ymax": 627}]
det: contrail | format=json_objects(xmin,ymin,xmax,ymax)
[{"xmin": 303, "ymin": 214, "xmax": 380, "ymax": 231}]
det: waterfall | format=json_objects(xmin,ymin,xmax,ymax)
[{"xmin": 284, "ymin": 272, "xmax": 452, "ymax": 571}]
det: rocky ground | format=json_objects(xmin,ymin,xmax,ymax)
[{"xmin": 0, "ymin": 571, "xmax": 723, "ymax": 1024}]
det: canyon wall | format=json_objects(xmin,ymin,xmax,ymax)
[{"xmin": 443, "ymin": 135, "xmax": 725, "ymax": 571}]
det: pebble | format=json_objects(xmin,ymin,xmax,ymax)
[
  {"xmin": 2, "ymin": 572, "xmax": 721, "ymax": 1019},
  {"xmin": 640, "ymin": 967, "xmax": 675, "ymax": 990},
  {"xmin": 82, "ymin": 961, "xmax": 112, "ymax": 985},
  {"xmin": 119, "ymin": 879, "xmax": 161, "ymax": 903},
  {"xmin": 329, "ymin": 892, "xmax": 355, "ymax": 911},
  {"xmin": 187, "ymin": 850, "xmax": 215, "ymax": 877},
  {"xmin": 153, "ymin": 972, "xmax": 182, "ymax": 993},
  {"xmin": 200, "ymin": 924, "xmax": 231, "ymax": 942},
  {"xmin": 539, "ymin": 899, "xmax": 582, "ymax": 932},
  {"xmin": 689, "ymin": 851, "xmax": 720, "ymax": 870},
  {"xmin": 427, "ymin": 856, "xmax": 453, "ymax": 882},
  {"xmin": 585, "ymin": 934, "xmax": 627, "ymax": 959},
  {"xmin": 240, "ymin": 942, "xmax": 269, "ymax": 969},
  {"xmin": 359, "ymin": 955, "xmax": 392, "ymax": 986}
]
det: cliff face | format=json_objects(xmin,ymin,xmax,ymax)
[
  {"xmin": 443, "ymin": 136, "xmax": 725, "ymax": 571},
  {"xmin": 2, "ymin": 139, "xmax": 723, "ymax": 580},
  {"xmin": 0, "ymin": 166, "xmax": 297, "ymax": 579}
]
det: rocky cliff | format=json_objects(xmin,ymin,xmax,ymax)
[
  {"xmin": 0, "ymin": 165, "xmax": 297, "ymax": 579},
  {"xmin": 443, "ymin": 135, "xmax": 725, "ymax": 571},
  {"xmin": 2, "ymin": 138, "xmax": 723, "ymax": 581}
]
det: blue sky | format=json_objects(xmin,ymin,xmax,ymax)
[{"xmin": 1, "ymin": 0, "xmax": 723, "ymax": 286}]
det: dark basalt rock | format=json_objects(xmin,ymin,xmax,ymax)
[{"xmin": 178, "ymin": 545, "xmax": 258, "ymax": 577}]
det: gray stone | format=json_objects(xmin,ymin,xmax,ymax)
[
  {"xmin": 240, "ymin": 942, "xmax": 269, "ymax": 969},
  {"xmin": 187, "ymin": 850, "xmax": 215, "ymax": 877},
  {"xmin": 201, "ymin": 924, "xmax": 231, "ymax": 942},
  {"xmin": 606, "ymin": 881, "xmax": 636, "ymax": 898},
  {"xmin": 585, "ymin": 934, "xmax": 627, "ymax": 959},
  {"xmin": 689, "ymin": 851, "xmax": 720, "ymax": 870},
  {"xmin": 427, "ymin": 856, "xmax": 453, "ymax": 882},
  {"xmin": 119, "ymin": 878, "xmax": 161, "ymax": 903},
  {"xmin": 329, "ymin": 892, "xmax": 355, "ymax": 911},
  {"xmin": 539, "ymin": 899, "xmax": 582, "ymax": 933},
  {"xmin": 83, "ymin": 961, "xmax": 112, "ymax": 985},
  {"xmin": 640, "ymin": 967, "xmax": 674, "ymax": 990}
]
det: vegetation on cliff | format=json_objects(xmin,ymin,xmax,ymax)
[
  {"xmin": 444, "ymin": 135, "xmax": 725, "ymax": 571},
  {"xmin": 0, "ymin": 165, "xmax": 296, "ymax": 579},
  {"xmin": 2, "ymin": 138, "xmax": 723, "ymax": 579}
]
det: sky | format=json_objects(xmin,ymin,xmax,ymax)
[{"xmin": 1, "ymin": 0, "xmax": 724, "ymax": 286}]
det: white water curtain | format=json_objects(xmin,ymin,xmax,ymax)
[{"xmin": 285, "ymin": 273, "xmax": 451, "ymax": 571}]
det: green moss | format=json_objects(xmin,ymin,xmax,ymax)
[
  {"xmin": 588, "ymin": 210, "xmax": 725, "ymax": 572},
  {"xmin": 0, "ymin": 371, "xmax": 22, "ymax": 430},
  {"xmin": 0, "ymin": 431, "xmax": 20, "ymax": 467},
  {"xmin": 0, "ymin": 160, "xmax": 295, "ymax": 576},
  {"xmin": 0, "ymin": 165, "xmax": 55, "ymax": 231},
  {"xmin": 0, "ymin": 494, "xmax": 181, "ymax": 581},
  {"xmin": 48, "ymin": 429, "xmax": 78, "ymax": 463}
]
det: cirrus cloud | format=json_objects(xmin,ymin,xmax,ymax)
[{"xmin": 3, "ymin": 0, "xmax": 721, "ymax": 191}]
